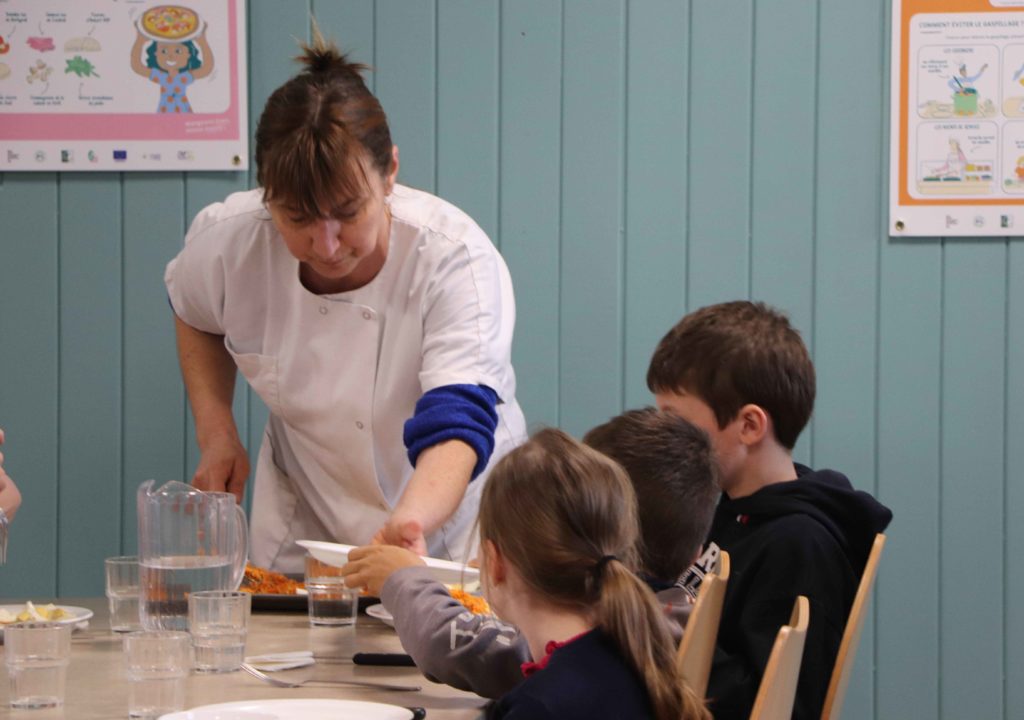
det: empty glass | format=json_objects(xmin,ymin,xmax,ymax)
[
  {"xmin": 105, "ymin": 555, "xmax": 142, "ymax": 632},
  {"xmin": 187, "ymin": 590, "xmax": 250, "ymax": 672},
  {"xmin": 5, "ymin": 622, "xmax": 72, "ymax": 709},
  {"xmin": 123, "ymin": 630, "xmax": 191, "ymax": 719}
]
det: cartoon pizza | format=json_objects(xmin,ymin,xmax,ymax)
[{"xmin": 141, "ymin": 6, "xmax": 200, "ymax": 41}]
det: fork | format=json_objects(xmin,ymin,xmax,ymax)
[{"xmin": 241, "ymin": 662, "xmax": 421, "ymax": 692}]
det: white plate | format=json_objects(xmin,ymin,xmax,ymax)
[
  {"xmin": 365, "ymin": 603, "xmax": 395, "ymax": 627},
  {"xmin": 159, "ymin": 698, "xmax": 415, "ymax": 719},
  {"xmin": 0, "ymin": 604, "xmax": 93, "ymax": 630},
  {"xmin": 296, "ymin": 540, "xmax": 479, "ymax": 585}
]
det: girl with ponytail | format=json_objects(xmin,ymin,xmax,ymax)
[{"xmin": 479, "ymin": 428, "xmax": 709, "ymax": 720}]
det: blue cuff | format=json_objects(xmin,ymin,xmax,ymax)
[{"xmin": 403, "ymin": 384, "xmax": 499, "ymax": 480}]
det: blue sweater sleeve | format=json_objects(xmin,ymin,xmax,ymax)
[{"xmin": 403, "ymin": 384, "xmax": 499, "ymax": 480}]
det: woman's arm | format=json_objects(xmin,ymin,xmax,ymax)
[
  {"xmin": 0, "ymin": 429, "xmax": 21, "ymax": 521},
  {"xmin": 373, "ymin": 439, "xmax": 476, "ymax": 554},
  {"xmin": 175, "ymin": 315, "xmax": 249, "ymax": 501}
]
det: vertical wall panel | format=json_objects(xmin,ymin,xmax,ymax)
[
  {"xmin": 376, "ymin": 1, "xmax": 436, "ymax": 193},
  {"xmin": 687, "ymin": 1, "xmax": 753, "ymax": 308},
  {"xmin": 56, "ymin": 177, "xmax": 122, "ymax": 595},
  {"xmin": 437, "ymin": 1, "xmax": 499, "ymax": 242},
  {"xmin": 815, "ymin": 2, "xmax": 886, "ymax": 714},
  {"xmin": 875, "ymin": 239, "xmax": 941, "ymax": 719},
  {"xmin": 558, "ymin": 0, "xmax": 626, "ymax": 436},
  {"xmin": 498, "ymin": 1, "xmax": 562, "ymax": 429},
  {"xmin": 940, "ymin": 242, "xmax": 1006, "ymax": 720},
  {"xmin": 622, "ymin": 0, "xmax": 689, "ymax": 409},
  {"xmin": 1008, "ymin": 243, "xmax": 1024, "ymax": 719},
  {"xmin": 749, "ymin": 0, "xmax": 818, "ymax": 468},
  {"xmin": 0, "ymin": 176, "xmax": 59, "ymax": 598},
  {"xmin": 122, "ymin": 176, "xmax": 188, "ymax": 558}
]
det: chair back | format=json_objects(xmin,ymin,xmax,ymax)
[
  {"xmin": 820, "ymin": 533, "xmax": 887, "ymax": 720},
  {"xmin": 749, "ymin": 595, "xmax": 810, "ymax": 720},
  {"xmin": 676, "ymin": 551, "xmax": 731, "ymax": 698}
]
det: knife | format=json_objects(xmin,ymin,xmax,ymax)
[{"xmin": 353, "ymin": 652, "xmax": 416, "ymax": 667}]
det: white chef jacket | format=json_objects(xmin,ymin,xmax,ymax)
[{"xmin": 165, "ymin": 184, "xmax": 527, "ymax": 572}]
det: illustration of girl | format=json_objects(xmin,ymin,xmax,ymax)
[{"xmin": 130, "ymin": 24, "xmax": 214, "ymax": 113}]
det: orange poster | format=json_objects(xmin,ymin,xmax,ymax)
[{"xmin": 891, "ymin": 0, "xmax": 1024, "ymax": 235}]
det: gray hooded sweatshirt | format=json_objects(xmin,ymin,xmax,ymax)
[{"xmin": 379, "ymin": 566, "xmax": 693, "ymax": 699}]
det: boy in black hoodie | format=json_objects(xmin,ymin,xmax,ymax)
[{"xmin": 648, "ymin": 300, "xmax": 892, "ymax": 720}]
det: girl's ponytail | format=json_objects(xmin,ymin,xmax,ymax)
[{"xmin": 595, "ymin": 560, "xmax": 710, "ymax": 720}]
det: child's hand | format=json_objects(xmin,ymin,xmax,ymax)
[{"xmin": 341, "ymin": 545, "xmax": 426, "ymax": 596}]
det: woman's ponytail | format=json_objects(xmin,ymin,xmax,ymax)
[
  {"xmin": 596, "ymin": 560, "xmax": 710, "ymax": 720},
  {"xmin": 295, "ymin": 21, "xmax": 367, "ymax": 80}
]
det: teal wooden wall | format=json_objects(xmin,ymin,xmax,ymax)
[{"xmin": 0, "ymin": 1, "xmax": 1020, "ymax": 717}]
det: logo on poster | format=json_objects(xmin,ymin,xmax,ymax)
[{"xmin": 113, "ymin": 150, "xmax": 127, "ymax": 161}]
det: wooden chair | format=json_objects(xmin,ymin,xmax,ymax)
[
  {"xmin": 820, "ymin": 533, "xmax": 887, "ymax": 720},
  {"xmin": 676, "ymin": 551, "xmax": 731, "ymax": 699},
  {"xmin": 749, "ymin": 595, "xmax": 810, "ymax": 720}
]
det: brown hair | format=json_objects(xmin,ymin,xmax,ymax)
[
  {"xmin": 583, "ymin": 408, "xmax": 719, "ymax": 583},
  {"xmin": 254, "ymin": 24, "xmax": 393, "ymax": 223},
  {"xmin": 646, "ymin": 301, "xmax": 815, "ymax": 449},
  {"xmin": 479, "ymin": 428, "xmax": 709, "ymax": 720}
]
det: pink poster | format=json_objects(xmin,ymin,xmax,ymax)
[{"xmin": 0, "ymin": 0, "xmax": 247, "ymax": 171}]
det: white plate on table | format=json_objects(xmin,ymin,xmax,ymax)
[
  {"xmin": 159, "ymin": 698, "xmax": 417, "ymax": 719},
  {"xmin": 0, "ymin": 604, "xmax": 93, "ymax": 631},
  {"xmin": 365, "ymin": 603, "xmax": 395, "ymax": 627},
  {"xmin": 296, "ymin": 540, "xmax": 479, "ymax": 585}
]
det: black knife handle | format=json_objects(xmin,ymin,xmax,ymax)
[{"xmin": 353, "ymin": 652, "xmax": 416, "ymax": 667}]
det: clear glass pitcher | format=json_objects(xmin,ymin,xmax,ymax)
[{"xmin": 136, "ymin": 480, "xmax": 248, "ymax": 631}]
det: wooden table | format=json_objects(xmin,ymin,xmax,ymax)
[{"xmin": 0, "ymin": 597, "xmax": 487, "ymax": 719}]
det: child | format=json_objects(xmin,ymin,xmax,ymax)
[
  {"xmin": 341, "ymin": 408, "xmax": 719, "ymax": 699},
  {"xmin": 477, "ymin": 427, "xmax": 707, "ymax": 719},
  {"xmin": 648, "ymin": 300, "xmax": 893, "ymax": 720}
]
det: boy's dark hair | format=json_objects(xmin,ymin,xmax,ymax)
[
  {"xmin": 646, "ymin": 301, "xmax": 815, "ymax": 450},
  {"xmin": 583, "ymin": 408, "xmax": 719, "ymax": 583}
]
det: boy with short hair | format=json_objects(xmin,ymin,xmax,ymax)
[
  {"xmin": 341, "ymin": 408, "xmax": 720, "ymax": 699},
  {"xmin": 648, "ymin": 300, "xmax": 892, "ymax": 720}
]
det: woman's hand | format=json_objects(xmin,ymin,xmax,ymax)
[
  {"xmin": 372, "ymin": 517, "xmax": 428, "ymax": 556},
  {"xmin": 0, "ymin": 429, "xmax": 22, "ymax": 520},
  {"xmin": 341, "ymin": 544, "xmax": 425, "ymax": 596},
  {"xmin": 193, "ymin": 433, "xmax": 249, "ymax": 502}
]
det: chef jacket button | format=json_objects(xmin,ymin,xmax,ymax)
[
  {"xmin": 362, "ymin": 310, "xmax": 372, "ymax": 320},
  {"xmin": 319, "ymin": 306, "xmax": 328, "ymax": 315},
  {"xmin": 355, "ymin": 420, "xmax": 364, "ymax": 429}
]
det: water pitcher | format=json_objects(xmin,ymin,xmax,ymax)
[{"xmin": 137, "ymin": 481, "xmax": 248, "ymax": 631}]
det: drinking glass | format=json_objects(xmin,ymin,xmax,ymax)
[
  {"xmin": 105, "ymin": 555, "xmax": 142, "ymax": 632},
  {"xmin": 187, "ymin": 590, "xmax": 250, "ymax": 672},
  {"xmin": 5, "ymin": 622, "xmax": 72, "ymax": 709},
  {"xmin": 305, "ymin": 555, "xmax": 358, "ymax": 626},
  {"xmin": 123, "ymin": 631, "xmax": 191, "ymax": 719}
]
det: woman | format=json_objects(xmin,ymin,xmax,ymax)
[{"xmin": 164, "ymin": 30, "xmax": 526, "ymax": 571}]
